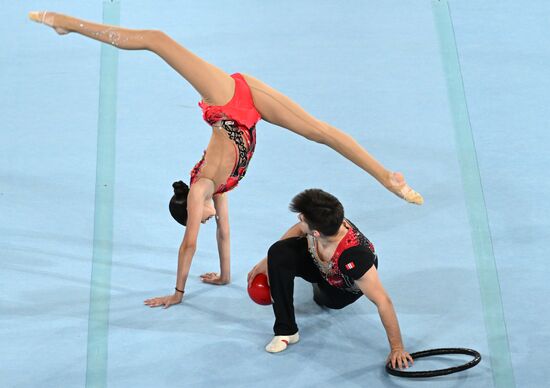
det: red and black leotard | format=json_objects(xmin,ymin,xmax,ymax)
[{"xmin": 190, "ymin": 73, "xmax": 261, "ymax": 194}]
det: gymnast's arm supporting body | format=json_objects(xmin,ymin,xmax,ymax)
[
  {"xmin": 354, "ymin": 267, "xmax": 414, "ymax": 369},
  {"xmin": 199, "ymin": 193, "xmax": 231, "ymax": 285},
  {"xmin": 144, "ymin": 179, "xmax": 215, "ymax": 308}
]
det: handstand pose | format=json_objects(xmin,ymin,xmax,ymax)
[{"xmin": 29, "ymin": 11, "xmax": 424, "ymax": 308}]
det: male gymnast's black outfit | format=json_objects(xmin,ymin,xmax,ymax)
[{"xmin": 267, "ymin": 219, "xmax": 378, "ymax": 336}]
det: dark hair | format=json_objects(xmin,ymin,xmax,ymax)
[
  {"xmin": 169, "ymin": 181, "xmax": 190, "ymax": 226},
  {"xmin": 289, "ymin": 189, "xmax": 344, "ymax": 236}
]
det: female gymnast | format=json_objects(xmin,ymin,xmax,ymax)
[{"xmin": 29, "ymin": 11, "xmax": 424, "ymax": 309}]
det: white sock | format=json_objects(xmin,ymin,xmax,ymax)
[{"xmin": 265, "ymin": 332, "xmax": 300, "ymax": 353}]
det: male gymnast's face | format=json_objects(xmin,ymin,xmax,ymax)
[
  {"xmin": 298, "ymin": 213, "xmax": 321, "ymax": 238},
  {"xmin": 201, "ymin": 199, "xmax": 216, "ymax": 224}
]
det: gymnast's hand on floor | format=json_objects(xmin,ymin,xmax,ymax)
[
  {"xmin": 386, "ymin": 348, "xmax": 414, "ymax": 370},
  {"xmin": 144, "ymin": 292, "xmax": 183, "ymax": 309},
  {"xmin": 200, "ymin": 272, "xmax": 230, "ymax": 285}
]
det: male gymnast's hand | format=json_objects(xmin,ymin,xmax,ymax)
[
  {"xmin": 247, "ymin": 257, "xmax": 269, "ymax": 288},
  {"xmin": 386, "ymin": 348, "xmax": 414, "ymax": 370},
  {"xmin": 144, "ymin": 292, "xmax": 183, "ymax": 309}
]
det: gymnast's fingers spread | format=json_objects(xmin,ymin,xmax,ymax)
[
  {"xmin": 200, "ymin": 272, "xmax": 217, "ymax": 281},
  {"xmin": 147, "ymin": 298, "xmax": 162, "ymax": 307},
  {"xmin": 395, "ymin": 355, "xmax": 402, "ymax": 369},
  {"xmin": 145, "ymin": 296, "xmax": 169, "ymax": 308},
  {"xmin": 202, "ymin": 273, "xmax": 228, "ymax": 285},
  {"xmin": 394, "ymin": 354, "xmax": 402, "ymax": 369},
  {"xmin": 144, "ymin": 297, "xmax": 159, "ymax": 307},
  {"xmin": 201, "ymin": 274, "xmax": 213, "ymax": 282},
  {"xmin": 390, "ymin": 354, "xmax": 397, "ymax": 369},
  {"xmin": 401, "ymin": 353, "xmax": 412, "ymax": 369},
  {"xmin": 399, "ymin": 356, "xmax": 406, "ymax": 369}
]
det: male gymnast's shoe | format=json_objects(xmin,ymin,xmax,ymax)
[{"xmin": 265, "ymin": 332, "xmax": 300, "ymax": 353}]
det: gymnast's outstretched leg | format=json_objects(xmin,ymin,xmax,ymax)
[
  {"xmin": 243, "ymin": 74, "xmax": 423, "ymax": 205},
  {"xmin": 28, "ymin": 11, "xmax": 234, "ymax": 106},
  {"xmin": 29, "ymin": 11, "xmax": 423, "ymax": 204}
]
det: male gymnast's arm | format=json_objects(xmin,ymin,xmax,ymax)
[
  {"xmin": 144, "ymin": 181, "xmax": 209, "ymax": 308},
  {"xmin": 355, "ymin": 267, "xmax": 414, "ymax": 369},
  {"xmin": 247, "ymin": 222, "xmax": 307, "ymax": 287}
]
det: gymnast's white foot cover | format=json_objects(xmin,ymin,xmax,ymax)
[
  {"xmin": 265, "ymin": 332, "xmax": 300, "ymax": 353},
  {"xmin": 28, "ymin": 11, "xmax": 69, "ymax": 35},
  {"xmin": 390, "ymin": 172, "xmax": 424, "ymax": 205}
]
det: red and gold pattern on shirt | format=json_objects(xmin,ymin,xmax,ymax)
[{"xmin": 307, "ymin": 219, "xmax": 377, "ymax": 294}]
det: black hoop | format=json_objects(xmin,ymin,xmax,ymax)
[{"xmin": 386, "ymin": 348, "xmax": 481, "ymax": 378}]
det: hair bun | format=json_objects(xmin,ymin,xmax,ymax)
[
  {"xmin": 172, "ymin": 181, "xmax": 189, "ymax": 198},
  {"xmin": 170, "ymin": 180, "xmax": 190, "ymax": 226}
]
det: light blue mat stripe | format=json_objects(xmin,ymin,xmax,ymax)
[
  {"xmin": 85, "ymin": 1, "xmax": 120, "ymax": 387},
  {"xmin": 432, "ymin": 1, "xmax": 515, "ymax": 387}
]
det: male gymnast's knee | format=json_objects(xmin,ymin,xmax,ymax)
[{"xmin": 267, "ymin": 238, "xmax": 299, "ymax": 272}]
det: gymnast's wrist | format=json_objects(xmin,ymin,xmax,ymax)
[
  {"xmin": 175, "ymin": 286, "xmax": 185, "ymax": 294},
  {"xmin": 390, "ymin": 344, "xmax": 404, "ymax": 352}
]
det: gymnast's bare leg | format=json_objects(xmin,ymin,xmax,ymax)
[
  {"xmin": 28, "ymin": 11, "xmax": 234, "ymax": 106},
  {"xmin": 242, "ymin": 75, "xmax": 422, "ymax": 204},
  {"xmin": 29, "ymin": 11, "xmax": 423, "ymax": 204}
]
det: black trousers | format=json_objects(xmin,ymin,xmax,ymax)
[{"xmin": 267, "ymin": 237, "xmax": 363, "ymax": 335}]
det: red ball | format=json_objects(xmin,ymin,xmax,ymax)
[{"xmin": 248, "ymin": 273, "xmax": 272, "ymax": 305}]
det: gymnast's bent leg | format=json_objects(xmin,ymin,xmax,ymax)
[
  {"xmin": 28, "ymin": 11, "xmax": 234, "ymax": 106},
  {"xmin": 242, "ymin": 74, "xmax": 423, "ymax": 205},
  {"xmin": 266, "ymin": 237, "xmax": 323, "ymax": 353}
]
